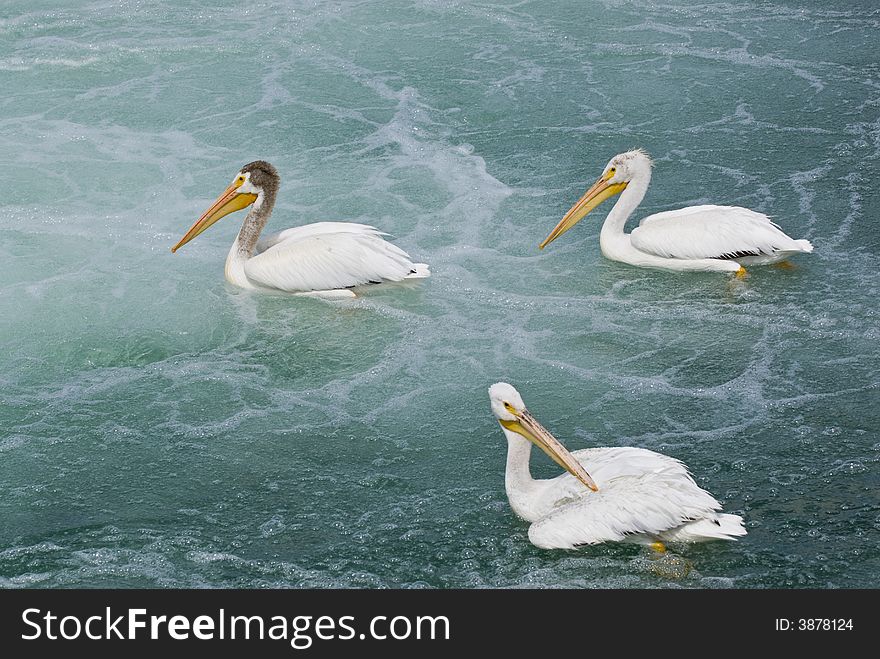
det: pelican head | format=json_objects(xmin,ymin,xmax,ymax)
[
  {"xmin": 539, "ymin": 148, "xmax": 653, "ymax": 249},
  {"xmin": 489, "ymin": 382, "xmax": 598, "ymax": 491},
  {"xmin": 172, "ymin": 160, "xmax": 280, "ymax": 253}
]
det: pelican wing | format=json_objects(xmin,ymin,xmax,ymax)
[
  {"xmin": 629, "ymin": 205, "xmax": 811, "ymax": 261},
  {"xmin": 245, "ymin": 223, "xmax": 423, "ymax": 293},
  {"xmin": 527, "ymin": 448, "xmax": 724, "ymax": 549},
  {"xmin": 254, "ymin": 222, "xmax": 385, "ymax": 253}
]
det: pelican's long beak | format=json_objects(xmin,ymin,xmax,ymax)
[
  {"xmin": 500, "ymin": 410, "xmax": 599, "ymax": 491},
  {"xmin": 171, "ymin": 183, "xmax": 258, "ymax": 253},
  {"xmin": 539, "ymin": 173, "xmax": 628, "ymax": 249}
]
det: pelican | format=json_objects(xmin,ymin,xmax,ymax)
[
  {"xmin": 172, "ymin": 161, "xmax": 429, "ymax": 298},
  {"xmin": 539, "ymin": 149, "xmax": 812, "ymax": 276},
  {"xmin": 488, "ymin": 382, "xmax": 746, "ymax": 550}
]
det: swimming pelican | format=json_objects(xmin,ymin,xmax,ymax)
[
  {"xmin": 539, "ymin": 149, "xmax": 812, "ymax": 276},
  {"xmin": 172, "ymin": 161, "xmax": 429, "ymax": 298},
  {"xmin": 488, "ymin": 382, "xmax": 746, "ymax": 550}
]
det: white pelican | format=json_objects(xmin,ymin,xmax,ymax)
[
  {"xmin": 539, "ymin": 149, "xmax": 812, "ymax": 276},
  {"xmin": 489, "ymin": 382, "xmax": 746, "ymax": 550},
  {"xmin": 172, "ymin": 161, "xmax": 429, "ymax": 298}
]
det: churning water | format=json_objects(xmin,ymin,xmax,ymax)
[{"xmin": 1, "ymin": 1, "xmax": 878, "ymax": 587}]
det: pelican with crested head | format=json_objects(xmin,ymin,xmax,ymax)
[
  {"xmin": 489, "ymin": 382, "xmax": 746, "ymax": 550},
  {"xmin": 172, "ymin": 161, "xmax": 429, "ymax": 298},
  {"xmin": 539, "ymin": 149, "xmax": 812, "ymax": 277}
]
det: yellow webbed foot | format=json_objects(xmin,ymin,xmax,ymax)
[
  {"xmin": 650, "ymin": 541, "xmax": 667, "ymax": 554},
  {"xmin": 735, "ymin": 266, "xmax": 748, "ymax": 279},
  {"xmin": 773, "ymin": 261, "xmax": 796, "ymax": 270}
]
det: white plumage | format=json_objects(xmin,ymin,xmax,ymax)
[
  {"xmin": 540, "ymin": 149, "xmax": 813, "ymax": 274},
  {"xmin": 244, "ymin": 222, "xmax": 429, "ymax": 294},
  {"xmin": 525, "ymin": 447, "xmax": 745, "ymax": 549},
  {"xmin": 489, "ymin": 382, "xmax": 746, "ymax": 550},
  {"xmin": 172, "ymin": 161, "xmax": 429, "ymax": 298},
  {"xmin": 630, "ymin": 205, "xmax": 813, "ymax": 265}
]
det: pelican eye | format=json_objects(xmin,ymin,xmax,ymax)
[
  {"xmin": 236, "ymin": 175, "xmax": 245, "ymax": 185},
  {"xmin": 608, "ymin": 167, "xmax": 616, "ymax": 176},
  {"xmin": 503, "ymin": 402, "xmax": 516, "ymax": 413}
]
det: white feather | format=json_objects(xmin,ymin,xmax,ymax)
[
  {"xmin": 489, "ymin": 382, "xmax": 746, "ymax": 551},
  {"xmin": 523, "ymin": 447, "xmax": 744, "ymax": 549},
  {"xmin": 242, "ymin": 222, "xmax": 427, "ymax": 293},
  {"xmin": 630, "ymin": 205, "xmax": 813, "ymax": 264},
  {"xmin": 549, "ymin": 149, "xmax": 813, "ymax": 272},
  {"xmin": 183, "ymin": 163, "xmax": 430, "ymax": 294}
]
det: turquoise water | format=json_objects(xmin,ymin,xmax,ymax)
[{"xmin": 1, "ymin": 1, "xmax": 878, "ymax": 588}]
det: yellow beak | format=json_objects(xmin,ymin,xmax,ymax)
[
  {"xmin": 500, "ymin": 410, "xmax": 599, "ymax": 491},
  {"xmin": 171, "ymin": 183, "xmax": 258, "ymax": 253},
  {"xmin": 539, "ymin": 174, "xmax": 628, "ymax": 249}
]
